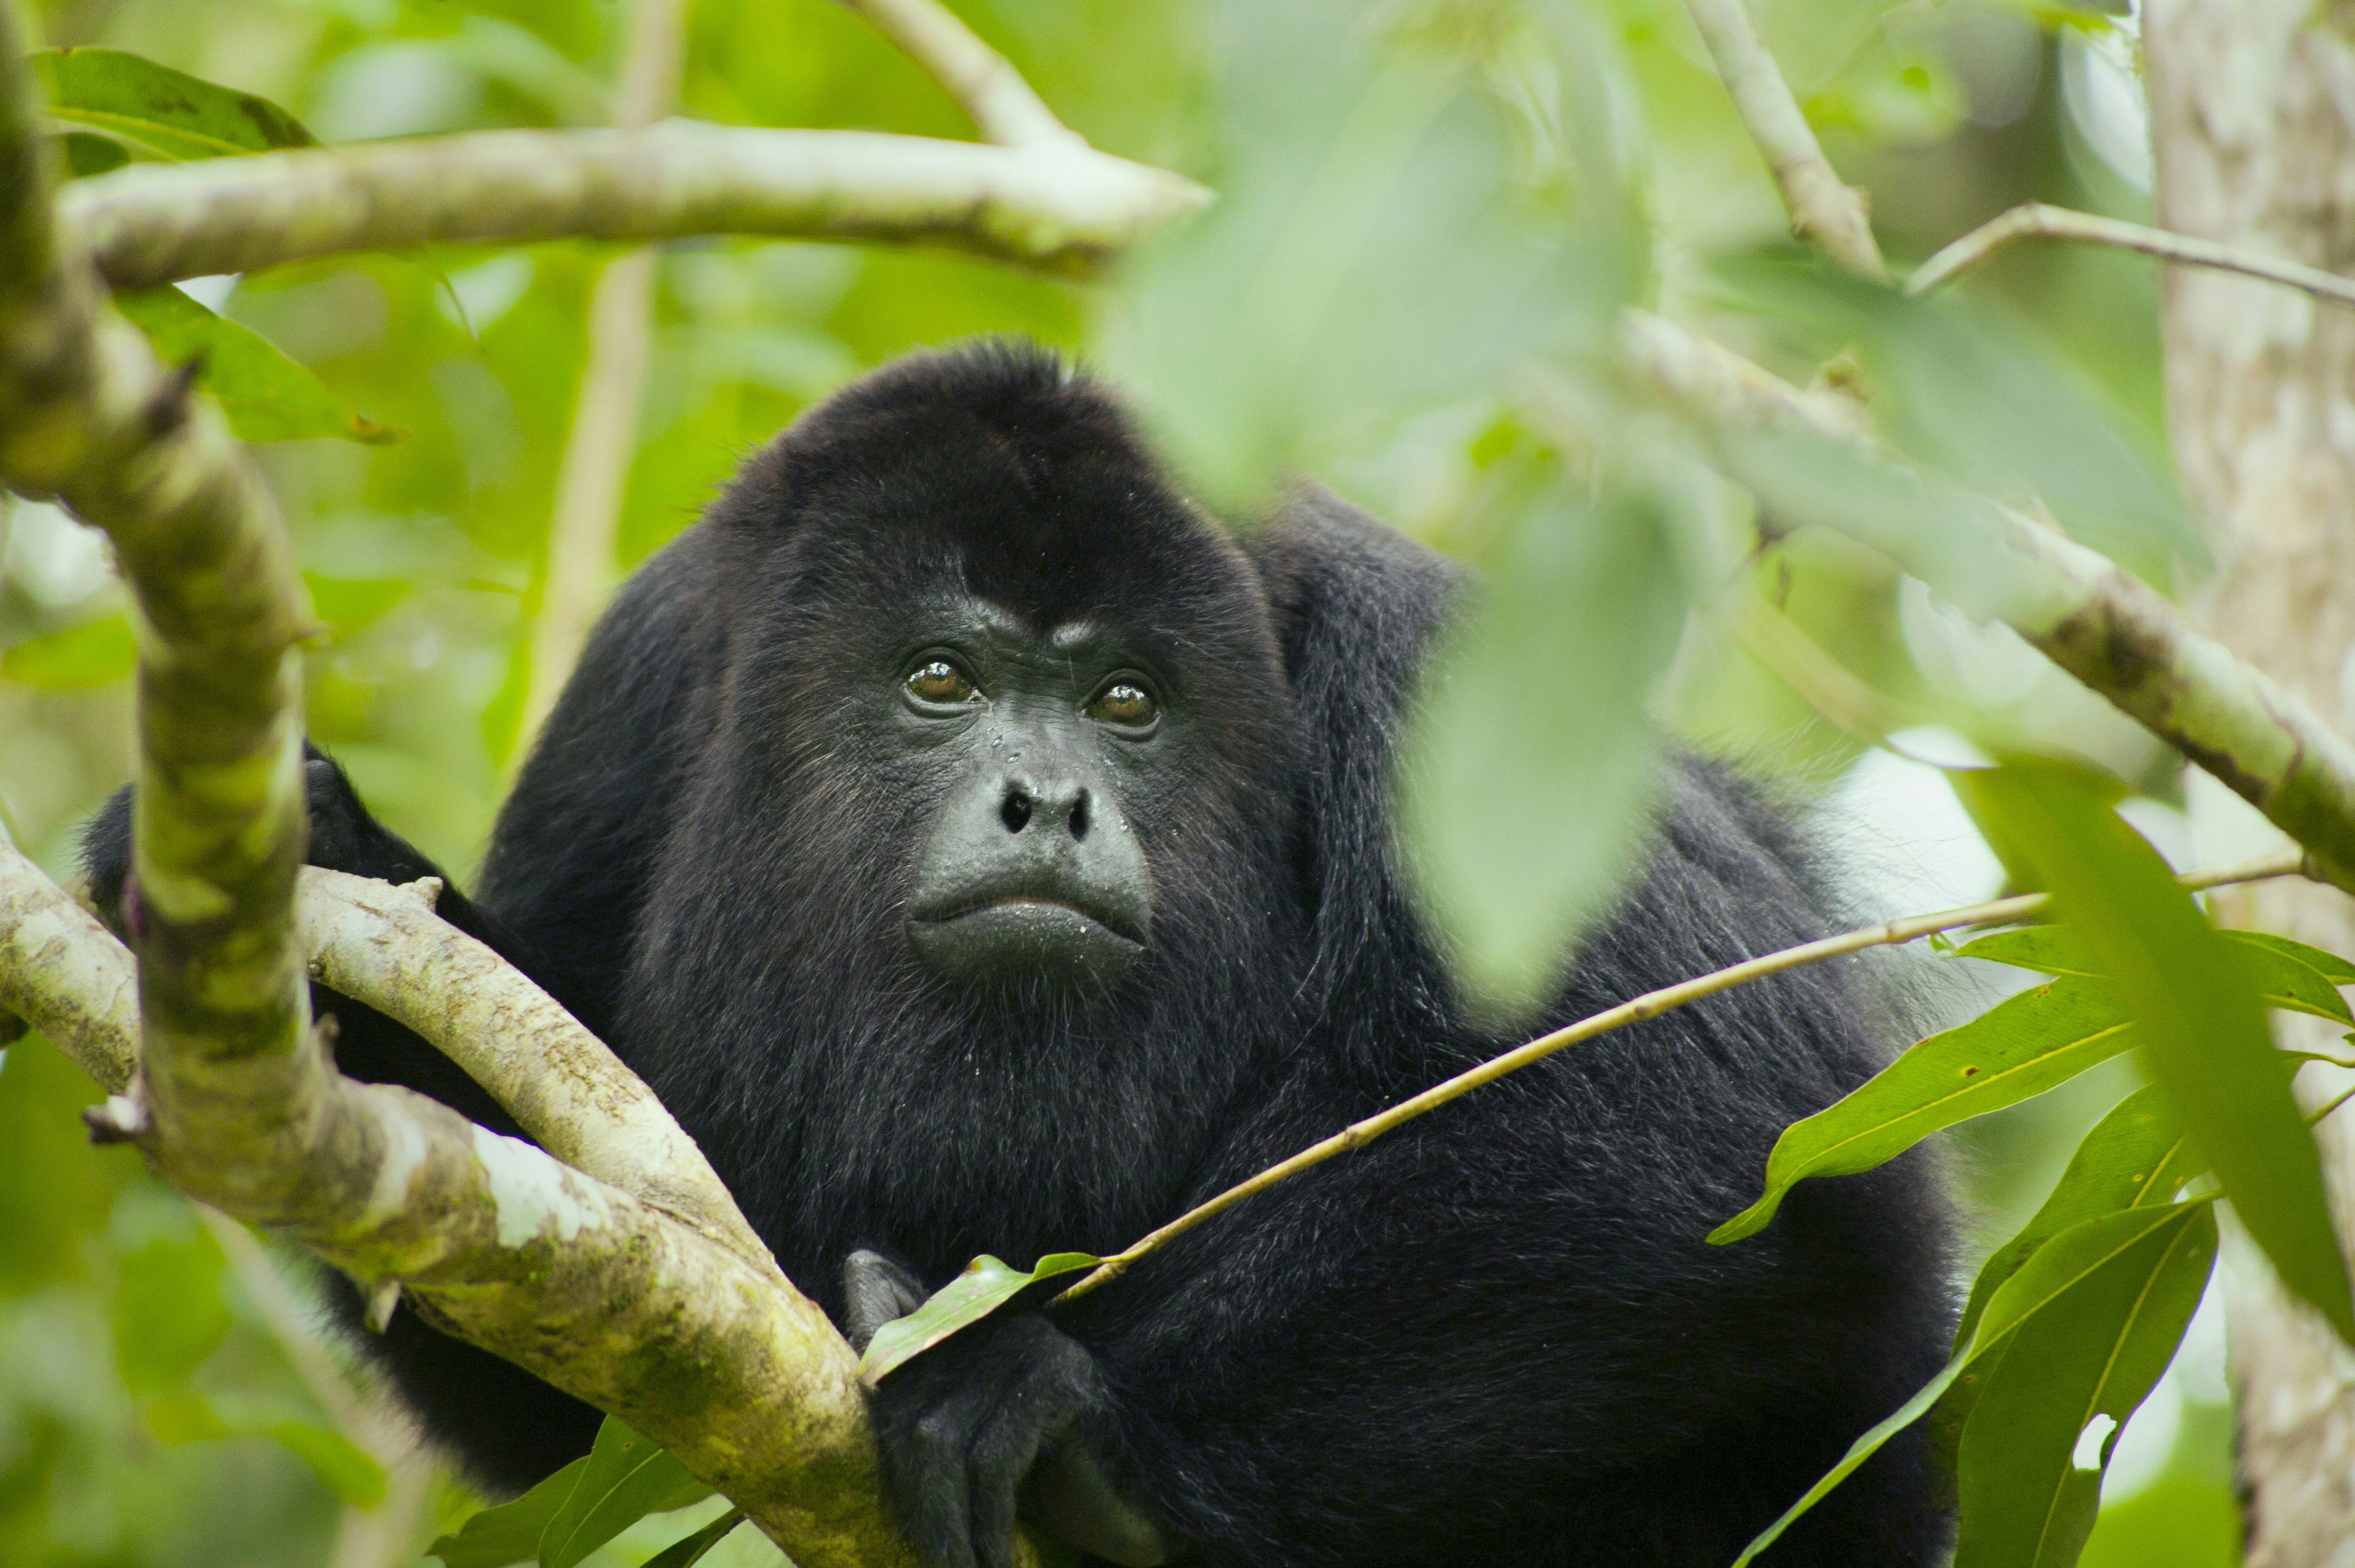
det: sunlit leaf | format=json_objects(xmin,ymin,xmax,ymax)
[
  {"xmin": 262, "ymin": 1419, "xmax": 387, "ymax": 1509},
  {"xmin": 537, "ymin": 1418, "xmax": 712, "ymax": 1568},
  {"xmin": 113, "ymin": 1232, "xmax": 231, "ymax": 1393},
  {"xmin": 141, "ymin": 1388, "xmax": 231, "ymax": 1443},
  {"xmin": 1953, "ymin": 1084, "xmax": 2193, "ymax": 1351},
  {"xmin": 1737, "ymin": 1201, "xmax": 2216, "ymax": 1563},
  {"xmin": 1399, "ymin": 477, "xmax": 1691, "ymax": 1015},
  {"xmin": 304, "ymin": 574, "xmax": 411, "ymax": 641},
  {"xmin": 1961, "ymin": 924, "xmax": 2353, "ymax": 1023},
  {"xmin": 31, "ymin": 47, "xmax": 316, "ymax": 160},
  {"xmin": 1959, "ymin": 761, "xmax": 2355, "ymax": 1341},
  {"xmin": 114, "ymin": 286, "xmax": 396, "ymax": 444},
  {"xmin": 642, "ymin": 1508, "xmax": 747, "ymax": 1568},
  {"xmin": 860, "ymin": 1252, "xmax": 1101, "ymax": 1383},
  {"xmin": 1, "ymin": 614, "xmax": 136, "ymax": 690},
  {"xmin": 2231, "ymin": 929, "xmax": 2355, "ymax": 986},
  {"xmin": 1710, "ymin": 977, "xmax": 2133, "ymax": 1244},
  {"xmin": 428, "ymin": 1454, "xmax": 588, "ymax": 1568},
  {"xmin": 1951, "ymin": 1203, "xmax": 2215, "ymax": 1568}
]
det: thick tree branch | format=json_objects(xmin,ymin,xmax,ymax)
[
  {"xmin": 63, "ymin": 124, "xmax": 1209, "ymax": 288},
  {"xmin": 0, "ymin": 836, "xmax": 137, "ymax": 1091},
  {"xmin": 1618, "ymin": 308, "xmax": 2355, "ymax": 894},
  {"xmin": 0, "ymin": 9, "xmax": 921, "ymax": 1560},
  {"xmin": 1679, "ymin": 0, "xmax": 1885, "ymax": 279},
  {"xmin": 294, "ymin": 867, "xmax": 775, "ymax": 1272},
  {"xmin": 1906, "ymin": 202, "xmax": 2355, "ymax": 309},
  {"xmin": 839, "ymin": 0, "xmax": 1075, "ymax": 149}
]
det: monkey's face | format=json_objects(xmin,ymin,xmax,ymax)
[{"xmin": 890, "ymin": 606, "xmax": 1162, "ymax": 992}]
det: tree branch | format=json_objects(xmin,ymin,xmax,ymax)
[
  {"xmin": 1905, "ymin": 202, "xmax": 2355, "ymax": 308},
  {"xmin": 1060, "ymin": 850, "xmax": 2310, "ymax": 1301},
  {"xmin": 1679, "ymin": 0, "xmax": 1885, "ymax": 279},
  {"xmin": 294, "ymin": 867, "xmax": 775, "ymax": 1272},
  {"xmin": 838, "ymin": 0, "xmax": 1075, "ymax": 149},
  {"xmin": 1617, "ymin": 308, "xmax": 2355, "ymax": 894},
  {"xmin": 62, "ymin": 124, "xmax": 1208, "ymax": 289}
]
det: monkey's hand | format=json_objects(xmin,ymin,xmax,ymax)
[{"xmin": 865, "ymin": 1297, "xmax": 1173, "ymax": 1568}]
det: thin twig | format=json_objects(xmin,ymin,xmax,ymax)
[
  {"xmin": 518, "ymin": 0, "xmax": 689, "ymax": 747},
  {"xmin": 836, "ymin": 0, "xmax": 1074, "ymax": 148},
  {"xmin": 1680, "ymin": 0, "xmax": 1885, "ymax": 280},
  {"xmin": 1058, "ymin": 849, "xmax": 2309, "ymax": 1301},
  {"xmin": 1906, "ymin": 202, "xmax": 2355, "ymax": 308}
]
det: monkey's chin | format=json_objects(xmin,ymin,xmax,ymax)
[{"xmin": 906, "ymin": 899, "xmax": 1145, "ymax": 992}]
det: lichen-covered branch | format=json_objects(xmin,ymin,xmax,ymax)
[
  {"xmin": 1679, "ymin": 0, "xmax": 1884, "ymax": 279},
  {"xmin": 0, "ymin": 836, "xmax": 137, "ymax": 1091},
  {"xmin": 1906, "ymin": 202, "xmax": 2355, "ymax": 308},
  {"xmin": 64, "ymin": 123, "xmax": 1209, "ymax": 289},
  {"xmin": 1619, "ymin": 308, "xmax": 2355, "ymax": 891},
  {"xmin": 839, "ymin": 0, "xmax": 1075, "ymax": 148},
  {"xmin": 294, "ymin": 867, "xmax": 775, "ymax": 1272}
]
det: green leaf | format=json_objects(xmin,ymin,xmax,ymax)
[
  {"xmin": 31, "ymin": 48, "xmax": 316, "ymax": 161},
  {"xmin": 1, "ymin": 615, "xmax": 136, "ymax": 690},
  {"xmin": 53, "ymin": 129, "xmax": 129, "ymax": 177},
  {"xmin": 113, "ymin": 1232, "xmax": 231, "ymax": 1393},
  {"xmin": 537, "ymin": 1418, "xmax": 712, "ymax": 1568},
  {"xmin": 1963, "ymin": 924, "xmax": 2351, "ymax": 1021},
  {"xmin": 1731, "ymin": 1348, "xmax": 1972, "ymax": 1568},
  {"xmin": 1955, "ymin": 926, "xmax": 2101, "ymax": 978},
  {"xmin": 2231, "ymin": 930, "xmax": 2355, "ymax": 986},
  {"xmin": 860, "ymin": 1252, "xmax": 1102, "ymax": 1383},
  {"xmin": 428, "ymin": 1454, "xmax": 588, "ymax": 1568},
  {"xmin": 1398, "ymin": 476, "xmax": 1691, "ymax": 1014},
  {"xmin": 1953, "ymin": 1084, "xmax": 2193, "ymax": 1350},
  {"xmin": 261, "ymin": 1420, "xmax": 387, "ymax": 1509},
  {"xmin": 1960, "ymin": 762, "xmax": 2355, "ymax": 1341},
  {"xmin": 141, "ymin": 1389, "xmax": 231, "ymax": 1443},
  {"xmin": 1952, "ymin": 1203, "xmax": 2216, "ymax": 1568},
  {"xmin": 2222, "ymin": 930, "xmax": 2355, "ymax": 1024},
  {"xmin": 1709, "ymin": 976, "xmax": 2134, "ymax": 1244},
  {"xmin": 113, "ymin": 287, "xmax": 395, "ymax": 445},
  {"xmin": 642, "ymin": 1509, "xmax": 747, "ymax": 1568},
  {"xmin": 1737, "ymin": 1202, "xmax": 2217, "ymax": 1563}
]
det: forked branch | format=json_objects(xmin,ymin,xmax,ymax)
[{"xmin": 1908, "ymin": 202, "xmax": 2355, "ymax": 308}]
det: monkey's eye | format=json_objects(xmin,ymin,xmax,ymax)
[
  {"xmin": 905, "ymin": 659, "xmax": 977, "ymax": 706},
  {"xmin": 1087, "ymin": 681, "xmax": 1158, "ymax": 728}
]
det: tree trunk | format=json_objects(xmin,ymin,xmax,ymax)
[{"xmin": 2146, "ymin": 4, "xmax": 2355, "ymax": 1561}]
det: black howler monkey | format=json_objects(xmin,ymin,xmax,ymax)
[{"xmin": 87, "ymin": 341, "xmax": 1952, "ymax": 1568}]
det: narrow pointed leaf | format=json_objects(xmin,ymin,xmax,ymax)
[
  {"xmin": 1953, "ymin": 1203, "xmax": 2217, "ymax": 1568},
  {"xmin": 31, "ymin": 48, "xmax": 315, "ymax": 160},
  {"xmin": 642, "ymin": 1509, "xmax": 748, "ymax": 1568},
  {"xmin": 1741, "ymin": 1202, "xmax": 2216, "ymax": 1562},
  {"xmin": 1731, "ymin": 1348, "xmax": 1972, "ymax": 1568},
  {"xmin": 538, "ymin": 1418, "xmax": 712, "ymax": 1568},
  {"xmin": 2231, "ymin": 930, "xmax": 2355, "ymax": 986},
  {"xmin": 860, "ymin": 1252, "xmax": 1101, "ymax": 1383},
  {"xmin": 1960, "ymin": 763, "xmax": 2354, "ymax": 1342},
  {"xmin": 2222, "ymin": 931, "xmax": 2355, "ymax": 1022},
  {"xmin": 54, "ymin": 129, "xmax": 129, "ymax": 177},
  {"xmin": 1710, "ymin": 978, "xmax": 2133, "ymax": 1244},
  {"xmin": 427, "ymin": 1454, "xmax": 588, "ymax": 1568},
  {"xmin": 2, "ymin": 614, "xmax": 135, "ymax": 690},
  {"xmin": 1954, "ymin": 1085, "xmax": 2192, "ymax": 1350},
  {"xmin": 113, "ymin": 286, "xmax": 395, "ymax": 444},
  {"xmin": 1955, "ymin": 926, "xmax": 2099, "ymax": 977}
]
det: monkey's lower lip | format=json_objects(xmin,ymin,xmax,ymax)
[{"xmin": 906, "ymin": 898, "xmax": 1146, "ymax": 986}]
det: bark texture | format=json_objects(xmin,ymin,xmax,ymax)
[{"xmin": 2147, "ymin": 4, "xmax": 2355, "ymax": 1562}]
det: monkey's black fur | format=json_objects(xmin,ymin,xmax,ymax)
[{"xmin": 87, "ymin": 341, "xmax": 1953, "ymax": 1568}]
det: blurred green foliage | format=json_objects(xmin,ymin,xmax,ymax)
[{"xmin": 0, "ymin": 0, "xmax": 2243, "ymax": 1562}]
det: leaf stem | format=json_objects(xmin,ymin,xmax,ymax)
[{"xmin": 1055, "ymin": 848, "xmax": 2310, "ymax": 1302}]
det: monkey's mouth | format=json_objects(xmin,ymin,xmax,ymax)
[{"xmin": 905, "ymin": 893, "xmax": 1146, "ymax": 988}]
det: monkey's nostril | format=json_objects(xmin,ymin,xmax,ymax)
[
  {"xmin": 1070, "ymin": 790, "xmax": 1091, "ymax": 841},
  {"xmin": 1001, "ymin": 790, "xmax": 1032, "ymax": 834}
]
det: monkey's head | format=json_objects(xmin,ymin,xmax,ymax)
[{"xmin": 694, "ymin": 340, "xmax": 1303, "ymax": 1008}]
